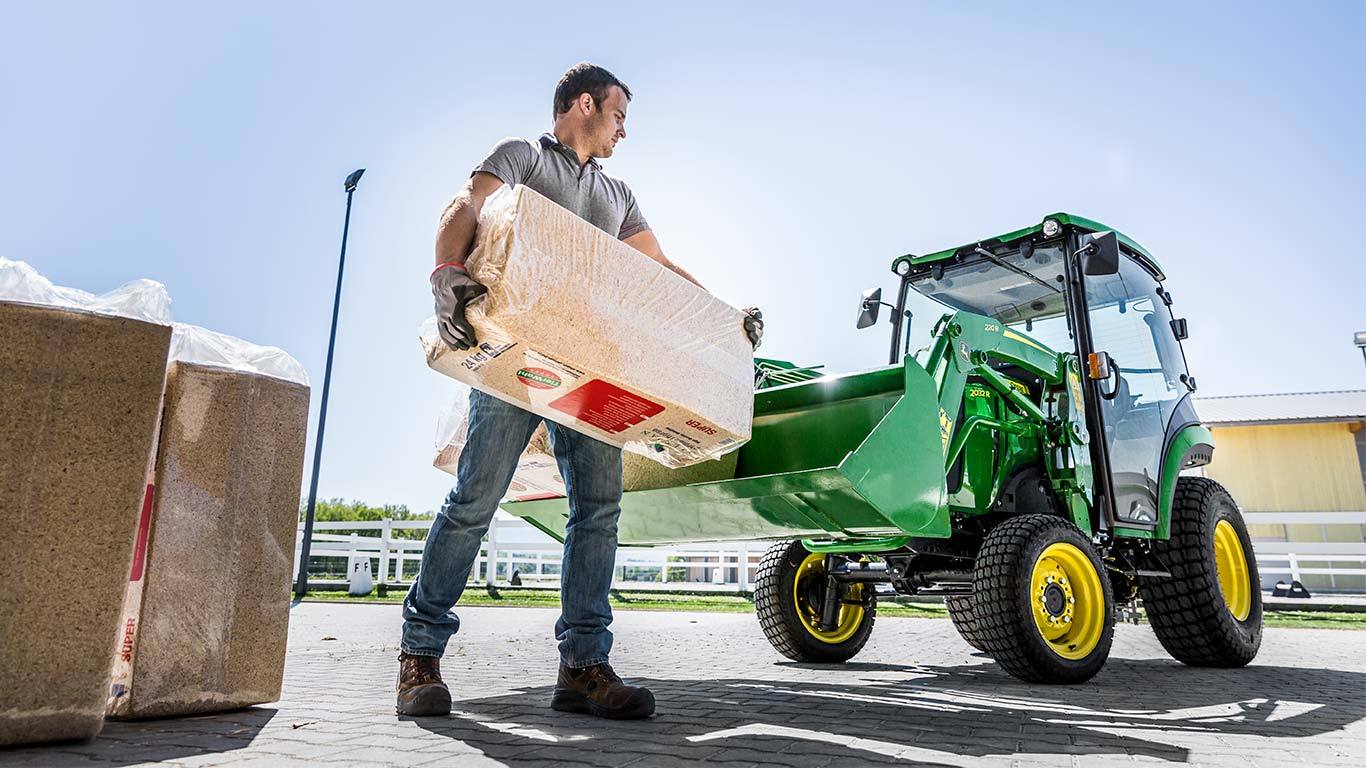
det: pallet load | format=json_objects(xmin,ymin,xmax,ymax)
[
  {"xmin": 0, "ymin": 258, "xmax": 173, "ymax": 746},
  {"xmin": 106, "ymin": 324, "xmax": 310, "ymax": 719},
  {"xmin": 421, "ymin": 185, "xmax": 754, "ymax": 470}
]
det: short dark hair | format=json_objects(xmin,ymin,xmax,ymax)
[{"xmin": 553, "ymin": 63, "xmax": 632, "ymax": 116}]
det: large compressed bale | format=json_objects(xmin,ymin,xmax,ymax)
[
  {"xmin": 0, "ymin": 302, "xmax": 171, "ymax": 747},
  {"xmin": 424, "ymin": 185, "xmax": 753, "ymax": 469},
  {"xmin": 108, "ymin": 362, "xmax": 310, "ymax": 718}
]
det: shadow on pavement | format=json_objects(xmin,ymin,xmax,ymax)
[
  {"xmin": 407, "ymin": 659, "xmax": 1366, "ymax": 766},
  {"xmin": 0, "ymin": 707, "xmax": 278, "ymax": 767}
]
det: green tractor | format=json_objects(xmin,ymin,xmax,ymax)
[{"xmin": 502, "ymin": 214, "xmax": 1262, "ymax": 684}]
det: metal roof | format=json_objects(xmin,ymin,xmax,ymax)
[{"xmin": 1195, "ymin": 389, "xmax": 1366, "ymax": 425}]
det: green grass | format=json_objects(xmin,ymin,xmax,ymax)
[
  {"xmin": 302, "ymin": 588, "xmax": 1363, "ymax": 629},
  {"xmin": 1261, "ymin": 610, "xmax": 1366, "ymax": 630}
]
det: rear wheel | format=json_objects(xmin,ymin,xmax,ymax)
[
  {"xmin": 974, "ymin": 515, "xmax": 1115, "ymax": 683},
  {"xmin": 753, "ymin": 540, "xmax": 875, "ymax": 663},
  {"xmin": 945, "ymin": 595, "xmax": 987, "ymax": 652},
  {"xmin": 1140, "ymin": 477, "xmax": 1262, "ymax": 667}
]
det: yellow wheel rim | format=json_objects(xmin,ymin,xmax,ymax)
[
  {"xmin": 1214, "ymin": 519, "xmax": 1252, "ymax": 621},
  {"xmin": 1029, "ymin": 542, "xmax": 1105, "ymax": 660},
  {"xmin": 792, "ymin": 553, "xmax": 865, "ymax": 644}
]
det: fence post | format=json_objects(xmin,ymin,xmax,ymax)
[
  {"xmin": 295, "ymin": 528, "xmax": 305, "ymax": 581},
  {"xmin": 485, "ymin": 519, "xmax": 498, "ymax": 586},
  {"xmin": 1289, "ymin": 553, "xmax": 1301, "ymax": 583},
  {"xmin": 346, "ymin": 532, "xmax": 359, "ymax": 577},
  {"xmin": 379, "ymin": 519, "xmax": 392, "ymax": 588}
]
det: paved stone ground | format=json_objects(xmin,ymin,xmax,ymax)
[{"xmin": 4, "ymin": 603, "xmax": 1364, "ymax": 767}]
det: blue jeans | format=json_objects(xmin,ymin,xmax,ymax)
[{"xmin": 401, "ymin": 389, "xmax": 623, "ymax": 668}]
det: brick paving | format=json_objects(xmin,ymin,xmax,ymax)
[{"xmin": 3, "ymin": 602, "xmax": 1364, "ymax": 767}]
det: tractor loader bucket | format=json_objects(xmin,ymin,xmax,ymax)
[{"xmin": 500, "ymin": 360, "xmax": 949, "ymax": 546}]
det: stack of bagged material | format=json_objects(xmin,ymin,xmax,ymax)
[
  {"xmin": 0, "ymin": 259, "xmax": 173, "ymax": 747},
  {"xmin": 421, "ymin": 185, "xmax": 753, "ymax": 469},
  {"xmin": 106, "ymin": 324, "xmax": 310, "ymax": 719},
  {"xmin": 433, "ymin": 385, "xmax": 737, "ymax": 499}
]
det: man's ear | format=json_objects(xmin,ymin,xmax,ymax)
[{"xmin": 578, "ymin": 92, "xmax": 595, "ymax": 115}]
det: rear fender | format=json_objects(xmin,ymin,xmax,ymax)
[{"xmin": 1156, "ymin": 424, "xmax": 1214, "ymax": 540}]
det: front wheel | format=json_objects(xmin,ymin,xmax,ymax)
[
  {"xmin": 974, "ymin": 515, "xmax": 1115, "ymax": 684},
  {"xmin": 753, "ymin": 540, "xmax": 875, "ymax": 663},
  {"xmin": 1140, "ymin": 477, "xmax": 1262, "ymax": 667}
]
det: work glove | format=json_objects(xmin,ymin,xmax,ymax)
[
  {"xmin": 742, "ymin": 307, "xmax": 764, "ymax": 350},
  {"xmin": 431, "ymin": 263, "xmax": 488, "ymax": 350}
]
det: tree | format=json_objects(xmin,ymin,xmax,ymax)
[{"xmin": 299, "ymin": 498, "xmax": 433, "ymax": 540}]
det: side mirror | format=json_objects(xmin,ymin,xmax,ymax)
[
  {"xmin": 857, "ymin": 287, "xmax": 882, "ymax": 329},
  {"xmin": 1080, "ymin": 231, "xmax": 1121, "ymax": 276},
  {"xmin": 1171, "ymin": 317, "xmax": 1189, "ymax": 340}
]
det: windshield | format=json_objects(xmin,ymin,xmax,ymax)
[{"xmin": 908, "ymin": 243, "xmax": 1068, "ymax": 325}]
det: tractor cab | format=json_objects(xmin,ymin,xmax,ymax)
[{"xmin": 862, "ymin": 214, "xmax": 1203, "ymax": 534}]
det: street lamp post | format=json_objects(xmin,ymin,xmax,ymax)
[
  {"xmin": 1355, "ymin": 331, "xmax": 1366, "ymax": 367},
  {"xmin": 295, "ymin": 168, "xmax": 365, "ymax": 599}
]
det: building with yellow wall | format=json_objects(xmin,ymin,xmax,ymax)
[{"xmin": 1194, "ymin": 390, "xmax": 1366, "ymax": 592}]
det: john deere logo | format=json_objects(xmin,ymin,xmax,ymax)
[{"xmin": 516, "ymin": 367, "xmax": 561, "ymax": 389}]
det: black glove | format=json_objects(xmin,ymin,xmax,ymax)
[
  {"xmin": 431, "ymin": 264, "xmax": 488, "ymax": 350},
  {"xmin": 742, "ymin": 307, "xmax": 764, "ymax": 350}
]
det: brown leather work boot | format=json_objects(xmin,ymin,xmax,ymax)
[
  {"xmin": 550, "ymin": 662, "xmax": 655, "ymax": 719},
  {"xmin": 396, "ymin": 652, "xmax": 451, "ymax": 716}
]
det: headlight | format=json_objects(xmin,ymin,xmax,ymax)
[
  {"xmin": 1042, "ymin": 218, "xmax": 1061, "ymax": 237},
  {"xmin": 894, "ymin": 259, "xmax": 912, "ymax": 276}
]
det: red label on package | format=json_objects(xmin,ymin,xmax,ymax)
[
  {"xmin": 128, "ymin": 483, "xmax": 155, "ymax": 582},
  {"xmin": 548, "ymin": 379, "xmax": 664, "ymax": 434}
]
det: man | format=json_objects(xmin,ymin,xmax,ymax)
[{"xmin": 399, "ymin": 63, "xmax": 763, "ymax": 721}]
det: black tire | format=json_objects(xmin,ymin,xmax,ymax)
[
  {"xmin": 974, "ymin": 515, "xmax": 1115, "ymax": 684},
  {"xmin": 945, "ymin": 595, "xmax": 988, "ymax": 652},
  {"xmin": 753, "ymin": 540, "xmax": 875, "ymax": 663},
  {"xmin": 1140, "ymin": 477, "xmax": 1262, "ymax": 667}
]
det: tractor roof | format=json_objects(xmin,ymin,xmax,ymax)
[{"xmin": 897, "ymin": 213, "xmax": 1165, "ymax": 280}]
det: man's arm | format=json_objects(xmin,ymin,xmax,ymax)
[
  {"xmin": 435, "ymin": 171, "xmax": 506, "ymax": 266},
  {"xmin": 622, "ymin": 229, "xmax": 704, "ymax": 289}
]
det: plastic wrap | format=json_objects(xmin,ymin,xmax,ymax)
[
  {"xmin": 0, "ymin": 256, "xmax": 172, "ymax": 325},
  {"xmin": 420, "ymin": 185, "xmax": 753, "ymax": 468},
  {"xmin": 1, "ymin": 263, "xmax": 172, "ymax": 746},
  {"xmin": 169, "ymin": 322, "xmax": 310, "ymax": 386},
  {"xmin": 106, "ymin": 360, "xmax": 310, "ymax": 719}
]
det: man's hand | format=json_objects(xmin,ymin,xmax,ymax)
[
  {"xmin": 432, "ymin": 264, "xmax": 488, "ymax": 350},
  {"xmin": 743, "ymin": 308, "xmax": 764, "ymax": 350}
]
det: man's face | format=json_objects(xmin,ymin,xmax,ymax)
[{"xmin": 585, "ymin": 85, "xmax": 628, "ymax": 158}]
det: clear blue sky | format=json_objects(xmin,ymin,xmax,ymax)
[{"xmin": 3, "ymin": 2, "xmax": 1362, "ymax": 515}]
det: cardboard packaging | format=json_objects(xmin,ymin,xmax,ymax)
[
  {"xmin": 0, "ymin": 302, "xmax": 171, "ymax": 746},
  {"xmin": 434, "ymin": 390, "xmax": 737, "ymax": 499},
  {"xmin": 106, "ymin": 358, "xmax": 310, "ymax": 719},
  {"xmin": 422, "ymin": 185, "xmax": 753, "ymax": 469}
]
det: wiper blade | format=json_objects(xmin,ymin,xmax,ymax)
[{"xmin": 974, "ymin": 247, "xmax": 1060, "ymax": 294}]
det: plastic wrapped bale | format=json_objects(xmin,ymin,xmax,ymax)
[
  {"xmin": 0, "ymin": 259, "xmax": 172, "ymax": 747},
  {"xmin": 105, "ymin": 325, "xmax": 310, "ymax": 719},
  {"xmin": 433, "ymin": 385, "xmax": 737, "ymax": 498},
  {"xmin": 421, "ymin": 185, "xmax": 753, "ymax": 469}
]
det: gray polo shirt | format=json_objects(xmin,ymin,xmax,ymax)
[{"xmin": 472, "ymin": 133, "xmax": 649, "ymax": 241}]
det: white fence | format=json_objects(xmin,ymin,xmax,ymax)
[
  {"xmin": 297, "ymin": 512, "xmax": 1366, "ymax": 593},
  {"xmin": 297, "ymin": 517, "xmax": 762, "ymax": 592},
  {"xmin": 1242, "ymin": 511, "xmax": 1366, "ymax": 589}
]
